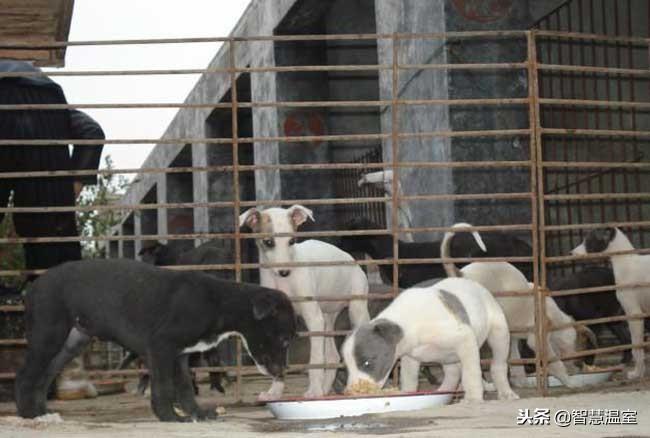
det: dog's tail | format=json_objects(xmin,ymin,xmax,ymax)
[{"xmin": 440, "ymin": 223, "xmax": 487, "ymax": 278}]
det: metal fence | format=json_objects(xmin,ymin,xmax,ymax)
[{"xmin": 0, "ymin": 28, "xmax": 649, "ymax": 401}]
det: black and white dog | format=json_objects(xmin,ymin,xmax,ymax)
[
  {"xmin": 572, "ymin": 227, "xmax": 650, "ymax": 379},
  {"xmin": 339, "ymin": 217, "xmax": 533, "ymax": 287},
  {"xmin": 15, "ymin": 258, "xmax": 296, "ymax": 422},
  {"xmin": 342, "ymin": 277, "xmax": 519, "ymax": 402},
  {"xmin": 137, "ymin": 240, "xmax": 235, "ymax": 394}
]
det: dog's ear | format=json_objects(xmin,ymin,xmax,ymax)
[
  {"xmin": 287, "ymin": 205, "xmax": 314, "ymax": 228},
  {"xmin": 240, "ymin": 208, "xmax": 261, "ymax": 231},
  {"xmin": 372, "ymin": 319, "xmax": 403, "ymax": 345},
  {"xmin": 252, "ymin": 291, "xmax": 279, "ymax": 320}
]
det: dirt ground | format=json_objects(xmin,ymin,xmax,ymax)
[{"xmin": 1, "ymin": 372, "xmax": 649, "ymax": 437}]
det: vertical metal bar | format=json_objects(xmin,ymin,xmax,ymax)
[
  {"xmin": 558, "ymin": 6, "xmax": 572, "ymax": 262},
  {"xmin": 527, "ymin": 31, "xmax": 548, "ymax": 396},
  {"xmin": 390, "ymin": 33, "xmax": 401, "ymax": 387},
  {"xmin": 614, "ymin": 0, "xmax": 633, "ymax": 240},
  {"xmin": 589, "ymin": 1, "xmax": 606, "ymax": 227},
  {"xmin": 578, "ymin": 0, "xmax": 593, "ymax": 228},
  {"xmin": 229, "ymin": 38, "xmax": 243, "ymax": 402},
  {"xmin": 627, "ymin": 0, "xmax": 645, "ymax": 247}
]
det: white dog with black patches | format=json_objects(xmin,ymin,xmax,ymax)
[
  {"xmin": 572, "ymin": 227, "xmax": 649, "ymax": 380},
  {"xmin": 240, "ymin": 205, "xmax": 370, "ymax": 400},
  {"xmin": 442, "ymin": 223, "xmax": 597, "ymax": 388},
  {"xmin": 342, "ymin": 276, "xmax": 518, "ymax": 401}
]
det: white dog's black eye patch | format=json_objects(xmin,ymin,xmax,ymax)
[
  {"xmin": 353, "ymin": 319, "xmax": 402, "ymax": 383},
  {"xmin": 584, "ymin": 228, "xmax": 615, "ymax": 253},
  {"xmin": 438, "ymin": 289, "xmax": 470, "ymax": 325}
]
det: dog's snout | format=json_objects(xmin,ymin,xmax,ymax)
[{"xmin": 279, "ymin": 270, "xmax": 291, "ymax": 277}]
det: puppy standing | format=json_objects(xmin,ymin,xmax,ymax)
[
  {"xmin": 441, "ymin": 223, "xmax": 596, "ymax": 388},
  {"xmin": 572, "ymin": 227, "xmax": 649, "ymax": 379},
  {"xmin": 342, "ymin": 277, "xmax": 519, "ymax": 402},
  {"xmin": 240, "ymin": 205, "xmax": 370, "ymax": 399}
]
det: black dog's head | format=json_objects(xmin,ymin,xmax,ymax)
[
  {"xmin": 138, "ymin": 242, "xmax": 179, "ymax": 266},
  {"xmin": 245, "ymin": 289, "xmax": 297, "ymax": 378},
  {"xmin": 571, "ymin": 228, "xmax": 617, "ymax": 255}
]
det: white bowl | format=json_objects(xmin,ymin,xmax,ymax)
[
  {"xmin": 266, "ymin": 391, "xmax": 455, "ymax": 420},
  {"xmin": 515, "ymin": 371, "xmax": 613, "ymax": 388}
]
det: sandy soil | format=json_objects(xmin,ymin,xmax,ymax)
[{"xmin": 1, "ymin": 372, "xmax": 649, "ymax": 437}]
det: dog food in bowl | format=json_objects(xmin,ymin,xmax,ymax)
[{"xmin": 344, "ymin": 380, "xmax": 399, "ymax": 396}]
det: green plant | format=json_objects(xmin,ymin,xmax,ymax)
[
  {"xmin": 0, "ymin": 191, "xmax": 25, "ymax": 288},
  {"xmin": 76, "ymin": 156, "xmax": 130, "ymax": 259}
]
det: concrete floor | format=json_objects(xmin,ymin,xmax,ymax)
[{"xmin": 1, "ymin": 372, "xmax": 648, "ymax": 437}]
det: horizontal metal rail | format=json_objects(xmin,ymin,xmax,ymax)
[
  {"xmin": 0, "ymin": 192, "xmax": 532, "ymax": 214},
  {"xmin": 0, "ymin": 160, "xmax": 532, "ymax": 180},
  {"xmin": 0, "ymin": 97, "xmax": 531, "ymax": 111},
  {"xmin": 0, "ymin": 128, "xmax": 531, "ymax": 147},
  {"xmin": 0, "ymin": 223, "xmax": 534, "ymax": 245},
  {"xmin": 541, "ymin": 128, "xmax": 650, "ymax": 138},
  {"xmin": 0, "ymin": 30, "xmax": 531, "ymax": 50},
  {"xmin": 0, "ymin": 255, "xmax": 534, "ymax": 277}
]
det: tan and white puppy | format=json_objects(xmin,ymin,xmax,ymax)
[
  {"xmin": 442, "ymin": 223, "xmax": 596, "ymax": 388},
  {"xmin": 240, "ymin": 205, "xmax": 370, "ymax": 400},
  {"xmin": 342, "ymin": 277, "xmax": 518, "ymax": 402},
  {"xmin": 572, "ymin": 227, "xmax": 649, "ymax": 379}
]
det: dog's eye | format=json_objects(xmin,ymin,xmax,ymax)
[
  {"xmin": 362, "ymin": 359, "xmax": 371, "ymax": 369},
  {"xmin": 262, "ymin": 239, "xmax": 274, "ymax": 248},
  {"xmin": 288, "ymin": 238, "xmax": 297, "ymax": 246}
]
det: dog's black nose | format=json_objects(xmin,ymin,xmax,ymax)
[{"xmin": 279, "ymin": 270, "xmax": 291, "ymax": 277}]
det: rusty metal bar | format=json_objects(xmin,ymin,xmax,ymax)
[
  {"xmin": 549, "ymin": 312, "xmax": 650, "ymax": 332},
  {"xmin": 0, "ymin": 97, "xmax": 532, "ymax": 111},
  {"xmin": 0, "ymin": 30, "xmax": 530, "ymax": 50},
  {"xmin": 537, "ymin": 63, "xmax": 650, "ymax": 76},
  {"xmin": 557, "ymin": 341, "xmax": 650, "ymax": 362},
  {"xmin": 534, "ymin": 29, "xmax": 649, "ymax": 45},
  {"xmin": 0, "ymin": 97, "xmax": 532, "ymax": 112},
  {"xmin": 0, "ymin": 128, "xmax": 532, "ymax": 147},
  {"xmin": 0, "ymin": 255, "xmax": 535, "ymax": 277},
  {"xmin": 0, "ymin": 160, "xmax": 534, "ymax": 180},
  {"xmin": 0, "ymin": 223, "xmax": 535, "ymax": 245},
  {"xmin": 528, "ymin": 30, "xmax": 548, "ymax": 396},
  {"xmin": 0, "ymin": 29, "xmax": 644, "ymax": 49},
  {"xmin": 542, "ymin": 128, "xmax": 650, "ymax": 138},
  {"xmin": 538, "ymin": 98, "xmax": 650, "ymax": 109},
  {"xmin": 1, "ymin": 60, "xmax": 639, "ymax": 79},
  {"xmin": 390, "ymin": 33, "xmax": 401, "ymax": 387},
  {"xmin": 0, "ymin": 192, "xmax": 533, "ymax": 215},
  {"xmin": 228, "ymin": 38, "xmax": 244, "ymax": 403}
]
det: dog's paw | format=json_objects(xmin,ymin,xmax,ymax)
[
  {"xmin": 303, "ymin": 388, "xmax": 325, "ymax": 399},
  {"xmin": 459, "ymin": 396, "xmax": 483, "ymax": 405},
  {"xmin": 627, "ymin": 369, "xmax": 644, "ymax": 380},
  {"xmin": 257, "ymin": 391, "xmax": 280, "ymax": 402},
  {"xmin": 498, "ymin": 390, "xmax": 519, "ymax": 401},
  {"xmin": 482, "ymin": 380, "xmax": 495, "ymax": 392},
  {"xmin": 192, "ymin": 408, "xmax": 219, "ymax": 422}
]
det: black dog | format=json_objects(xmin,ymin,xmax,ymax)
[
  {"xmin": 550, "ymin": 266, "xmax": 635, "ymax": 365},
  {"xmin": 15, "ymin": 258, "xmax": 296, "ymax": 422},
  {"xmin": 339, "ymin": 217, "xmax": 533, "ymax": 287}
]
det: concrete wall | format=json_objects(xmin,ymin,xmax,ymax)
[
  {"xmin": 375, "ymin": 0, "xmax": 453, "ymax": 241},
  {"xmin": 115, "ymin": 0, "xmax": 645, "ymax": 248}
]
